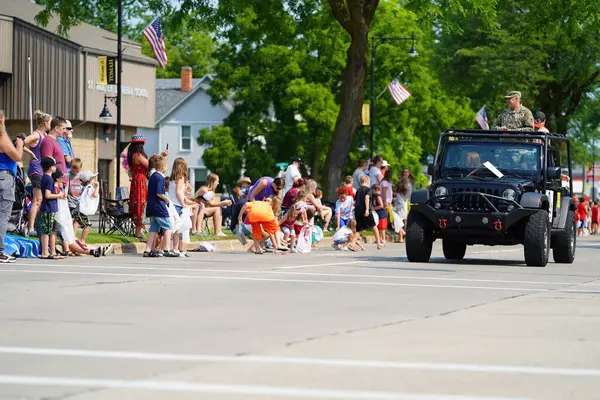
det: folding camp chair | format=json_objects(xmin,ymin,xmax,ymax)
[{"xmin": 98, "ymin": 181, "xmax": 135, "ymax": 236}]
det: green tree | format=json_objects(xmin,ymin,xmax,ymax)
[
  {"xmin": 198, "ymin": 125, "xmax": 243, "ymax": 186},
  {"xmin": 435, "ymin": 0, "xmax": 600, "ymax": 135}
]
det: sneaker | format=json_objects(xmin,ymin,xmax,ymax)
[
  {"xmin": 92, "ymin": 248, "xmax": 101, "ymax": 258},
  {"xmin": 331, "ymin": 243, "xmax": 340, "ymax": 251},
  {"xmin": 290, "ymin": 248, "xmax": 298, "ymax": 253},
  {"xmin": 101, "ymin": 244, "xmax": 114, "ymax": 256},
  {"xmin": 0, "ymin": 254, "xmax": 16, "ymax": 263},
  {"xmin": 340, "ymin": 246, "xmax": 349, "ymax": 251},
  {"xmin": 164, "ymin": 251, "xmax": 180, "ymax": 258},
  {"xmin": 143, "ymin": 251, "xmax": 150, "ymax": 257},
  {"xmin": 180, "ymin": 251, "xmax": 190, "ymax": 258},
  {"xmin": 216, "ymin": 232, "xmax": 228, "ymax": 237},
  {"xmin": 148, "ymin": 250, "xmax": 162, "ymax": 258}
]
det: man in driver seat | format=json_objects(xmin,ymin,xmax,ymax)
[{"xmin": 491, "ymin": 91, "xmax": 535, "ymax": 132}]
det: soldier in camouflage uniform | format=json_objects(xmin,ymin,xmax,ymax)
[{"xmin": 491, "ymin": 91, "xmax": 534, "ymax": 132}]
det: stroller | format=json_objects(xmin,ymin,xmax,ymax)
[{"xmin": 7, "ymin": 165, "xmax": 30, "ymax": 236}]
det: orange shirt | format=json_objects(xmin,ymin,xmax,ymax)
[{"xmin": 246, "ymin": 201, "xmax": 276, "ymax": 223}]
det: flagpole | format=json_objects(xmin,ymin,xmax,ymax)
[{"xmin": 116, "ymin": 0, "xmax": 123, "ymax": 189}]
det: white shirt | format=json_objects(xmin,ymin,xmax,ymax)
[
  {"xmin": 169, "ymin": 180, "xmax": 185, "ymax": 207},
  {"xmin": 333, "ymin": 226, "xmax": 353, "ymax": 243},
  {"xmin": 284, "ymin": 164, "xmax": 301, "ymax": 195},
  {"xmin": 368, "ymin": 166, "xmax": 382, "ymax": 183}
]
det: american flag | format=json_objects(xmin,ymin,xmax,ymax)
[
  {"xmin": 387, "ymin": 79, "xmax": 411, "ymax": 105},
  {"xmin": 476, "ymin": 105, "xmax": 489, "ymax": 130},
  {"xmin": 143, "ymin": 17, "xmax": 168, "ymax": 69}
]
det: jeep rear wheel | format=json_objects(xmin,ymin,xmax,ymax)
[
  {"xmin": 443, "ymin": 240, "xmax": 467, "ymax": 260},
  {"xmin": 406, "ymin": 212, "xmax": 433, "ymax": 262},
  {"xmin": 552, "ymin": 210, "xmax": 576, "ymax": 264},
  {"xmin": 523, "ymin": 211, "xmax": 550, "ymax": 267}
]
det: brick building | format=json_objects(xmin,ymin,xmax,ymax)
[{"xmin": 0, "ymin": 0, "xmax": 156, "ymax": 195}]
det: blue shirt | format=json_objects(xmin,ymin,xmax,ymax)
[
  {"xmin": 57, "ymin": 137, "xmax": 74, "ymax": 172},
  {"xmin": 0, "ymin": 153, "xmax": 17, "ymax": 176},
  {"xmin": 41, "ymin": 174, "xmax": 58, "ymax": 212},
  {"xmin": 146, "ymin": 172, "xmax": 169, "ymax": 217}
]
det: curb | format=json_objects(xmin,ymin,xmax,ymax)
[{"xmin": 110, "ymin": 232, "xmax": 400, "ymax": 255}]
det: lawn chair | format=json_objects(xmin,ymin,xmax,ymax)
[{"xmin": 98, "ymin": 180, "xmax": 135, "ymax": 236}]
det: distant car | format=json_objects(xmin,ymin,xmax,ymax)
[{"xmin": 406, "ymin": 129, "xmax": 576, "ymax": 267}]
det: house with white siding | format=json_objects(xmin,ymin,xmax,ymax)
[{"xmin": 139, "ymin": 67, "xmax": 232, "ymax": 190}]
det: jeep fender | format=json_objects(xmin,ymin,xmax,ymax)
[
  {"xmin": 520, "ymin": 192, "xmax": 549, "ymax": 210},
  {"xmin": 410, "ymin": 189, "xmax": 429, "ymax": 205},
  {"xmin": 555, "ymin": 196, "xmax": 574, "ymax": 229}
]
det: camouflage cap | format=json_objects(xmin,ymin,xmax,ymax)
[{"xmin": 504, "ymin": 91, "xmax": 522, "ymax": 99}]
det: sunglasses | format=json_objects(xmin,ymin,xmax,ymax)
[{"xmin": 66, "ymin": 127, "xmax": 73, "ymax": 130}]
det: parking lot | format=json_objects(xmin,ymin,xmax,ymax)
[{"xmin": 0, "ymin": 237, "xmax": 599, "ymax": 399}]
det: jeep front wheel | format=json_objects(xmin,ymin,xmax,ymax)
[
  {"xmin": 523, "ymin": 211, "xmax": 550, "ymax": 267},
  {"xmin": 443, "ymin": 240, "xmax": 467, "ymax": 260},
  {"xmin": 406, "ymin": 212, "xmax": 433, "ymax": 262},
  {"xmin": 552, "ymin": 210, "xmax": 576, "ymax": 264}
]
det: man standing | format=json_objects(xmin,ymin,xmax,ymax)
[
  {"xmin": 283, "ymin": 157, "xmax": 302, "ymax": 196},
  {"xmin": 40, "ymin": 117, "xmax": 68, "ymax": 183},
  {"xmin": 0, "ymin": 110, "xmax": 24, "ymax": 263},
  {"xmin": 57, "ymin": 119, "xmax": 75, "ymax": 172},
  {"xmin": 491, "ymin": 91, "xmax": 534, "ymax": 131}
]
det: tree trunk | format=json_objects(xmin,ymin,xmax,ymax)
[{"xmin": 322, "ymin": 26, "xmax": 369, "ymax": 201}]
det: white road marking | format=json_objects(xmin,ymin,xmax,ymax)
[
  {"xmin": 0, "ymin": 346, "xmax": 599, "ymax": 378},
  {"xmin": 274, "ymin": 261, "xmax": 367, "ymax": 269},
  {"xmin": 0, "ymin": 269, "xmax": 549, "ymax": 291},
  {"xmin": 14, "ymin": 263, "xmax": 574, "ymax": 286},
  {"xmin": 0, "ymin": 375, "xmax": 529, "ymax": 399}
]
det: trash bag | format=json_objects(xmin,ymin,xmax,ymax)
[
  {"xmin": 56, "ymin": 198, "xmax": 76, "ymax": 243},
  {"xmin": 296, "ymin": 224, "xmax": 313, "ymax": 253},
  {"xmin": 79, "ymin": 185, "xmax": 100, "ymax": 216}
]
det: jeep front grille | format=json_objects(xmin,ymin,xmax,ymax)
[{"xmin": 450, "ymin": 187, "xmax": 501, "ymax": 212}]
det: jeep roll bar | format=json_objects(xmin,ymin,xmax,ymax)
[{"xmin": 432, "ymin": 129, "xmax": 573, "ymax": 195}]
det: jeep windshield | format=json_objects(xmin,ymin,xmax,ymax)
[{"xmin": 440, "ymin": 141, "xmax": 541, "ymax": 179}]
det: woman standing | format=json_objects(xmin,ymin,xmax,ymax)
[
  {"xmin": 195, "ymin": 173, "xmax": 232, "ymax": 237},
  {"xmin": 24, "ymin": 110, "xmax": 52, "ymax": 236},
  {"xmin": 401, "ymin": 168, "xmax": 414, "ymax": 190},
  {"xmin": 127, "ymin": 133, "xmax": 168, "ymax": 240},
  {"xmin": 393, "ymin": 177, "xmax": 411, "ymax": 243}
]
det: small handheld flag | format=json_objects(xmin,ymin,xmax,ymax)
[
  {"xmin": 143, "ymin": 17, "xmax": 168, "ymax": 69},
  {"xmin": 476, "ymin": 106, "xmax": 489, "ymax": 130}
]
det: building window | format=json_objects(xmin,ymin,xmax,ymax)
[
  {"xmin": 181, "ymin": 126, "xmax": 192, "ymax": 151},
  {"xmin": 194, "ymin": 167, "xmax": 208, "ymax": 191}
]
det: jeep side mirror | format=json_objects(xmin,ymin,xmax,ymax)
[
  {"xmin": 427, "ymin": 163, "xmax": 435, "ymax": 176},
  {"xmin": 547, "ymin": 166, "xmax": 561, "ymax": 180}
]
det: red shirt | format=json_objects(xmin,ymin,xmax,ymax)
[
  {"xmin": 577, "ymin": 203, "xmax": 587, "ymax": 218},
  {"xmin": 592, "ymin": 205, "xmax": 599, "ymax": 221},
  {"xmin": 40, "ymin": 135, "xmax": 68, "ymax": 183},
  {"xmin": 345, "ymin": 185, "xmax": 354, "ymax": 199}
]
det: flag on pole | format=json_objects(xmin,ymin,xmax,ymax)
[
  {"xmin": 387, "ymin": 79, "xmax": 411, "ymax": 105},
  {"xmin": 476, "ymin": 105, "xmax": 489, "ymax": 130},
  {"xmin": 142, "ymin": 17, "xmax": 168, "ymax": 69}
]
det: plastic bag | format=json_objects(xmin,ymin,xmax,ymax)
[
  {"xmin": 312, "ymin": 225, "xmax": 324, "ymax": 244},
  {"xmin": 371, "ymin": 210, "xmax": 379, "ymax": 226},
  {"xmin": 391, "ymin": 210, "xmax": 403, "ymax": 233},
  {"xmin": 56, "ymin": 198, "xmax": 76, "ymax": 243},
  {"xmin": 179, "ymin": 207, "xmax": 193, "ymax": 243},
  {"xmin": 195, "ymin": 242, "xmax": 216, "ymax": 252},
  {"xmin": 296, "ymin": 224, "xmax": 313, "ymax": 253},
  {"xmin": 79, "ymin": 185, "xmax": 100, "ymax": 216},
  {"xmin": 168, "ymin": 202, "xmax": 182, "ymax": 231}
]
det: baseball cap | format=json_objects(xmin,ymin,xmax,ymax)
[
  {"xmin": 79, "ymin": 170, "xmax": 98, "ymax": 182},
  {"xmin": 504, "ymin": 91, "xmax": 522, "ymax": 99},
  {"xmin": 41, "ymin": 157, "xmax": 57, "ymax": 171},
  {"xmin": 290, "ymin": 156, "xmax": 302, "ymax": 164},
  {"xmin": 534, "ymin": 111, "xmax": 546, "ymax": 122},
  {"xmin": 65, "ymin": 120, "xmax": 73, "ymax": 130},
  {"xmin": 381, "ymin": 160, "xmax": 390, "ymax": 167}
]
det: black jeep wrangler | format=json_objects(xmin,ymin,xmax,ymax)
[{"xmin": 406, "ymin": 129, "xmax": 576, "ymax": 267}]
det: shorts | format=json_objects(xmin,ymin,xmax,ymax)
[
  {"xmin": 339, "ymin": 217, "xmax": 351, "ymax": 228},
  {"xmin": 71, "ymin": 209, "xmax": 92, "ymax": 228},
  {"xmin": 174, "ymin": 205, "xmax": 183, "ymax": 216},
  {"xmin": 250, "ymin": 219, "xmax": 280, "ymax": 240},
  {"xmin": 29, "ymin": 173, "xmax": 42, "ymax": 189},
  {"xmin": 334, "ymin": 238, "xmax": 348, "ymax": 245},
  {"xmin": 377, "ymin": 217, "xmax": 388, "ymax": 230},
  {"xmin": 577, "ymin": 220, "xmax": 587, "ymax": 229},
  {"xmin": 281, "ymin": 226, "xmax": 296, "ymax": 237},
  {"xmin": 355, "ymin": 213, "xmax": 376, "ymax": 232},
  {"xmin": 149, "ymin": 216, "xmax": 173, "ymax": 233},
  {"xmin": 39, "ymin": 211, "xmax": 56, "ymax": 235}
]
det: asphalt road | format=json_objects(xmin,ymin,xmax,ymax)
[{"xmin": 0, "ymin": 236, "xmax": 599, "ymax": 400}]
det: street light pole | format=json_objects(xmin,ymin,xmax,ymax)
[
  {"xmin": 116, "ymin": 0, "xmax": 123, "ymax": 189},
  {"xmin": 369, "ymin": 35, "xmax": 417, "ymax": 162}
]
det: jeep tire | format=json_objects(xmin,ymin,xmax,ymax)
[
  {"xmin": 443, "ymin": 240, "xmax": 467, "ymax": 260},
  {"xmin": 523, "ymin": 211, "xmax": 550, "ymax": 267},
  {"xmin": 406, "ymin": 212, "xmax": 433, "ymax": 262},
  {"xmin": 552, "ymin": 210, "xmax": 576, "ymax": 264}
]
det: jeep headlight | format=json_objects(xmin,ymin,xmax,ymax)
[
  {"xmin": 434, "ymin": 186, "xmax": 448, "ymax": 197},
  {"xmin": 502, "ymin": 188, "xmax": 517, "ymax": 201}
]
